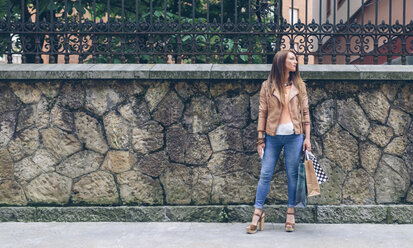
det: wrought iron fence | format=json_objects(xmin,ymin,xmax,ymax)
[{"xmin": 0, "ymin": 0, "xmax": 412, "ymax": 64}]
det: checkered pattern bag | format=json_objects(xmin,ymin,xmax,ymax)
[{"xmin": 307, "ymin": 152, "xmax": 328, "ymax": 184}]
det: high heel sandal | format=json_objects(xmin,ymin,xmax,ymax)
[
  {"xmin": 285, "ymin": 212, "xmax": 295, "ymax": 232},
  {"xmin": 246, "ymin": 212, "xmax": 265, "ymax": 234}
]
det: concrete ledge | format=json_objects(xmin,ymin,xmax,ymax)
[
  {"xmin": 1, "ymin": 205, "xmax": 412, "ymax": 223},
  {"xmin": 0, "ymin": 64, "xmax": 412, "ymax": 81}
]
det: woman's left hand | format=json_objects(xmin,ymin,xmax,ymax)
[{"xmin": 303, "ymin": 138, "xmax": 311, "ymax": 152}]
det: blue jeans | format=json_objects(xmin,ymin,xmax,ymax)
[{"xmin": 254, "ymin": 133, "xmax": 304, "ymax": 209}]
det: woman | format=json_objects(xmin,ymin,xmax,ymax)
[{"xmin": 246, "ymin": 50, "xmax": 311, "ymax": 233}]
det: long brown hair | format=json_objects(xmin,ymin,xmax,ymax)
[{"xmin": 268, "ymin": 49, "xmax": 305, "ymax": 106}]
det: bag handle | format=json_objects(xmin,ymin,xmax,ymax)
[
  {"xmin": 306, "ymin": 151, "xmax": 315, "ymax": 159},
  {"xmin": 301, "ymin": 149, "xmax": 307, "ymax": 163}
]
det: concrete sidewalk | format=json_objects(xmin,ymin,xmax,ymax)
[{"xmin": 0, "ymin": 222, "xmax": 412, "ymax": 248}]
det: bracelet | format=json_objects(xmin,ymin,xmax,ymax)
[{"xmin": 256, "ymin": 138, "xmax": 265, "ymax": 145}]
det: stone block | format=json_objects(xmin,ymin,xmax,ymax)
[
  {"xmin": 7, "ymin": 128, "xmax": 39, "ymax": 161},
  {"xmin": 13, "ymin": 151, "xmax": 55, "ymax": 185},
  {"xmin": 242, "ymin": 123, "xmax": 257, "ymax": 153},
  {"xmin": 59, "ymin": 82, "xmax": 84, "ymax": 109},
  {"xmin": 50, "ymin": 105, "xmax": 73, "ymax": 132},
  {"xmin": 216, "ymin": 94, "xmax": 249, "ymax": 129},
  {"xmin": 137, "ymin": 150, "xmax": 169, "ymax": 177},
  {"xmin": 145, "ymin": 82, "xmax": 170, "ymax": 112},
  {"xmin": 393, "ymin": 84, "xmax": 413, "ymax": 114},
  {"xmin": 128, "ymin": 98, "xmax": 151, "ymax": 126},
  {"xmin": 318, "ymin": 205, "xmax": 388, "ymax": 224},
  {"xmin": 132, "ymin": 121, "xmax": 164, "ymax": 154},
  {"xmin": 226, "ymin": 205, "xmax": 253, "ymax": 222},
  {"xmin": 0, "ymin": 148, "xmax": 13, "ymax": 180},
  {"xmin": 316, "ymin": 205, "xmax": 343, "ymax": 223},
  {"xmin": 210, "ymin": 64, "xmax": 270, "ymax": 80},
  {"xmin": 56, "ymin": 150, "xmax": 103, "ymax": 179},
  {"xmin": 87, "ymin": 64, "xmax": 151, "ymax": 79},
  {"xmin": 165, "ymin": 124, "xmax": 212, "ymax": 165},
  {"xmin": 261, "ymin": 205, "xmax": 288, "ymax": 223},
  {"xmin": 375, "ymin": 154, "xmax": 410, "ymax": 204},
  {"xmin": 368, "ymin": 124, "xmax": 394, "ymax": 147},
  {"xmin": 35, "ymin": 81, "xmax": 61, "ymax": 98},
  {"xmin": 358, "ymin": 90, "xmax": 390, "ymax": 124},
  {"xmin": 0, "ymin": 207, "xmax": 36, "ymax": 222},
  {"xmin": 360, "ymin": 142, "xmax": 381, "ymax": 175},
  {"xmin": 10, "ymin": 82, "xmax": 41, "ymax": 104},
  {"xmin": 389, "ymin": 205, "xmax": 413, "ymax": 224},
  {"xmin": 387, "ymin": 108, "xmax": 411, "ymax": 136},
  {"xmin": 85, "ymin": 81, "xmax": 123, "ymax": 116},
  {"xmin": 101, "ymin": 151, "xmax": 135, "ymax": 174},
  {"xmin": 342, "ymin": 169, "xmax": 375, "ymax": 205},
  {"xmin": 184, "ymin": 96, "xmax": 219, "ymax": 134},
  {"xmin": 210, "ymin": 81, "xmax": 242, "ymax": 97},
  {"xmin": 306, "ymin": 86, "xmax": 327, "ymax": 106},
  {"xmin": 192, "ymin": 166, "xmax": 213, "ymax": 205},
  {"xmin": 357, "ymin": 65, "xmax": 413, "ymax": 80},
  {"xmin": 72, "ymin": 171, "xmax": 119, "ymax": 205},
  {"xmin": 301, "ymin": 65, "xmax": 360, "ymax": 80},
  {"xmin": 25, "ymin": 172, "xmax": 72, "ymax": 205},
  {"xmin": 313, "ymin": 99, "xmax": 336, "ymax": 136},
  {"xmin": 36, "ymin": 207, "xmax": 126, "ymax": 222},
  {"xmin": 175, "ymin": 81, "xmax": 208, "ymax": 98},
  {"xmin": 337, "ymin": 98, "xmax": 370, "ymax": 140},
  {"xmin": 0, "ymin": 180, "xmax": 27, "ymax": 205},
  {"xmin": 41, "ymin": 128, "xmax": 82, "ymax": 159},
  {"xmin": 384, "ymin": 136, "xmax": 408, "ymax": 156},
  {"xmin": 211, "ymin": 171, "xmax": 257, "ymax": 205},
  {"xmin": 295, "ymin": 206, "xmax": 317, "ymax": 223},
  {"xmin": 323, "ymin": 125, "xmax": 358, "ymax": 173},
  {"xmin": 208, "ymin": 125, "xmax": 243, "ymax": 153},
  {"xmin": 117, "ymin": 170, "xmax": 164, "ymax": 205},
  {"xmin": 165, "ymin": 206, "xmax": 222, "ymax": 222},
  {"xmin": 74, "ymin": 112, "xmax": 108, "ymax": 154},
  {"xmin": 207, "ymin": 151, "xmax": 247, "ymax": 175},
  {"xmin": 153, "ymin": 91, "xmax": 184, "ymax": 127},
  {"xmin": 250, "ymin": 91, "xmax": 259, "ymax": 120},
  {"xmin": 151, "ymin": 64, "xmax": 212, "ymax": 79},
  {"xmin": 16, "ymin": 104, "xmax": 37, "ymax": 132},
  {"xmin": 104, "ymin": 111, "xmax": 130, "ymax": 150},
  {"xmin": 160, "ymin": 163, "xmax": 192, "ymax": 205},
  {"xmin": 126, "ymin": 206, "xmax": 166, "ymax": 222},
  {"xmin": 341, "ymin": 205, "xmax": 388, "ymax": 223},
  {"xmin": 0, "ymin": 84, "xmax": 21, "ymax": 113}
]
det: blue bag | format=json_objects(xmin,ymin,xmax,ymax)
[{"xmin": 295, "ymin": 153, "xmax": 307, "ymax": 208}]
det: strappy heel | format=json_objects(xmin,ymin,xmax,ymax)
[
  {"xmin": 285, "ymin": 212, "xmax": 295, "ymax": 232},
  {"xmin": 246, "ymin": 212, "xmax": 265, "ymax": 234}
]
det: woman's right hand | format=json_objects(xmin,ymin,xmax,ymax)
[{"xmin": 257, "ymin": 143, "xmax": 265, "ymax": 158}]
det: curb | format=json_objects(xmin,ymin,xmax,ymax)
[{"xmin": 1, "ymin": 205, "xmax": 412, "ymax": 224}]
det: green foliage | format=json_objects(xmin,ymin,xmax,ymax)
[
  {"xmin": 219, "ymin": 206, "xmax": 229, "ymax": 223},
  {"xmin": 3, "ymin": 0, "xmax": 277, "ymax": 64}
]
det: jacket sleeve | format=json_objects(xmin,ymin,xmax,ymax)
[
  {"xmin": 257, "ymin": 81, "xmax": 268, "ymax": 132},
  {"xmin": 302, "ymin": 84, "xmax": 311, "ymax": 126}
]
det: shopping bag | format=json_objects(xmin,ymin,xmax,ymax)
[
  {"xmin": 295, "ymin": 154, "xmax": 307, "ymax": 208},
  {"xmin": 307, "ymin": 151, "xmax": 329, "ymax": 184},
  {"xmin": 304, "ymin": 151, "xmax": 321, "ymax": 197}
]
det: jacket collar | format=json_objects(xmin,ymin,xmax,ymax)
[{"xmin": 272, "ymin": 83, "xmax": 299, "ymax": 103}]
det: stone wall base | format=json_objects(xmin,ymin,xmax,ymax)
[{"xmin": 1, "ymin": 205, "xmax": 412, "ymax": 224}]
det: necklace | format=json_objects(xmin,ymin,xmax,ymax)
[{"xmin": 284, "ymin": 81, "xmax": 292, "ymax": 87}]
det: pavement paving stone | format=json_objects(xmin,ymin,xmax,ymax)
[{"xmin": 0, "ymin": 222, "xmax": 412, "ymax": 248}]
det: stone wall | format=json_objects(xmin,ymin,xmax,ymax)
[{"xmin": 0, "ymin": 64, "xmax": 412, "ymax": 222}]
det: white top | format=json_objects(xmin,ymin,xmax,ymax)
[{"xmin": 276, "ymin": 122, "xmax": 294, "ymax": 135}]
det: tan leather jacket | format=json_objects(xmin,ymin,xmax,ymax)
[{"xmin": 257, "ymin": 80, "xmax": 311, "ymax": 136}]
